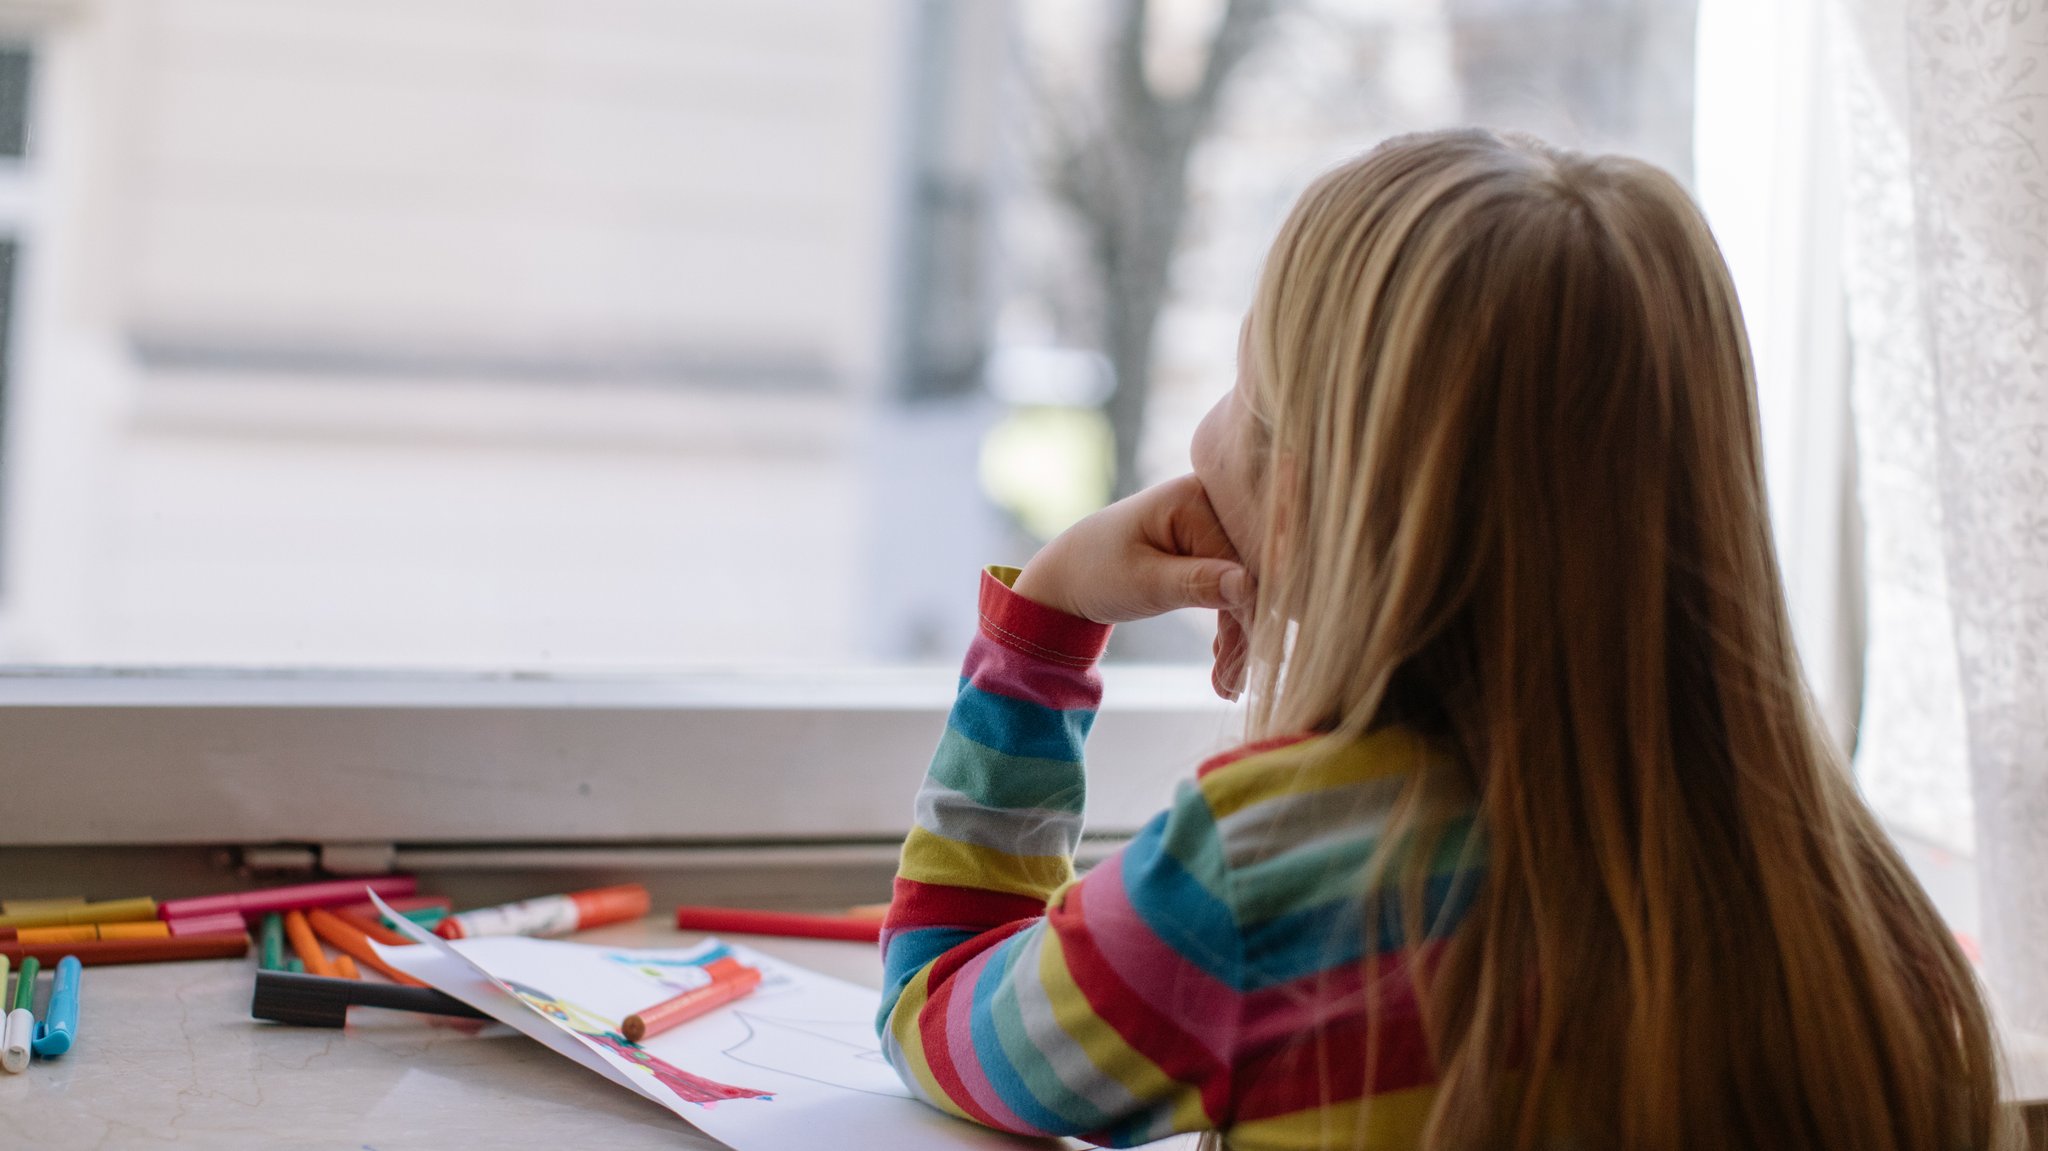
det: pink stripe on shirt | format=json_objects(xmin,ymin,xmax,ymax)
[
  {"xmin": 939, "ymin": 943, "xmax": 1042, "ymax": 1133},
  {"xmin": 1072, "ymin": 852, "xmax": 1241, "ymax": 1061}
]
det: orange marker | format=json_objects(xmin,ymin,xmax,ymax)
[
  {"xmin": 305, "ymin": 908, "xmax": 425, "ymax": 987},
  {"xmin": 0, "ymin": 932, "xmax": 247, "ymax": 967},
  {"xmin": 333, "ymin": 955, "xmax": 360, "ymax": 981},
  {"xmin": 621, "ymin": 960, "xmax": 761, "ymax": 1043},
  {"xmin": 100, "ymin": 922, "xmax": 173, "ymax": 941},
  {"xmin": 436, "ymin": 884, "xmax": 649, "ymax": 940},
  {"xmin": 328, "ymin": 906, "xmax": 413, "ymax": 949},
  {"xmin": 9, "ymin": 926, "xmax": 93, "ymax": 943},
  {"xmin": 2, "ymin": 922, "xmax": 172, "ymax": 943},
  {"xmin": 282, "ymin": 910, "xmax": 336, "ymax": 977}
]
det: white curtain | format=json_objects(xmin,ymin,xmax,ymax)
[{"xmin": 1834, "ymin": 0, "xmax": 2048, "ymax": 1033}]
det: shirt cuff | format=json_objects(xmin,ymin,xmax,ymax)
[{"xmin": 978, "ymin": 565, "xmax": 1112, "ymax": 669}]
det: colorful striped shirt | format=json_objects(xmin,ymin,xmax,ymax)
[{"xmin": 879, "ymin": 568, "xmax": 1486, "ymax": 1150}]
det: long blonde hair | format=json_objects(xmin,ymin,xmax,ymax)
[{"xmin": 1235, "ymin": 129, "xmax": 2004, "ymax": 1149}]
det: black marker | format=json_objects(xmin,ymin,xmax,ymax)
[{"xmin": 251, "ymin": 969, "xmax": 489, "ymax": 1028}]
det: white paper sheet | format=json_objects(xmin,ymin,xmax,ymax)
[
  {"xmin": 373, "ymin": 934, "xmax": 665, "ymax": 1106},
  {"xmin": 368, "ymin": 895, "xmax": 1055, "ymax": 1151}
]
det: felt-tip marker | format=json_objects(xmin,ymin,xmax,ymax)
[
  {"xmin": 621, "ymin": 957, "xmax": 762, "ymax": 1043},
  {"xmin": 32, "ymin": 956, "xmax": 80, "ymax": 1057},
  {"xmin": 436, "ymin": 884, "xmax": 649, "ymax": 940},
  {"xmin": 2, "ymin": 954, "xmax": 37, "ymax": 1072}
]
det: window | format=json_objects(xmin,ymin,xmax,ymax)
[
  {"xmin": 1, "ymin": 5, "xmax": 1887, "ymax": 889},
  {"xmin": 0, "ymin": 43, "xmax": 31, "ymax": 599}
]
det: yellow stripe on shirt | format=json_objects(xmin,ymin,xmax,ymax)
[
  {"xmin": 1225, "ymin": 1083, "xmax": 1437, "ymax": 1151},
  {"xmin": 884, "ymin": 966, "xmax": 979, "ymax": 1123},
  {"xmin": 1036, "ymin": 923, "xmax": 1216, "ymax": 1134},
  {"xmin": 900, "ymin": 825, "xmax": 1075, "ymax": 899},
  {"xmin": 1198, "ymin": 729, "xmax": 1446, "ymax": 820}
]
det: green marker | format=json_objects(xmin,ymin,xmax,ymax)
[
  {"xmin": 3, "ymin": 955, "xmax": 36, "ymax": 1072},
  {"xmin": 386, "ymin": 907, "xmax": 448, "ymax": 931},
  {"xmin": 286, "ymin": 957, "xmax": 304, "ymax": 974},
  {"xmin": 11, "ymin": 956, "xmax": 35, "ymax": 1012},
  {"xmin": 259, "ymin": 913, "xmax": 285, "ymax": 971}
]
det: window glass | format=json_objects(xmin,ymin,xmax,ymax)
[
  {"xmin": 0, "ymin": 47, "xmax": 30, "ymax": 159},
  {"xmin": 997, "ymin": 0, "xmax": 1697, "ymax": 660},
  {"xmin": 4, "ymin": 2, "xmax": 1696, "ymax": 670}
]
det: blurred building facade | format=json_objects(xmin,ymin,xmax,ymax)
[
  {"xmin": 0, "ymin": 0, "xmax": 1696, "ymax": 671},
  {"xmin": 0, "ymin": 0, "xmax": 1008, "ymax": 668}
]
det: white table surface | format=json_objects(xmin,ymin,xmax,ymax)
[{"xmin": 2, "ymin": 920, "xmax": 913, "ymax": 1151}]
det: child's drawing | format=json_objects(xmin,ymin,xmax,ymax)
[
  {"xmin": 502, "ymin": 979, "xmax": 774, "ymax": 1106},
  {"xmin": 721, "ymin": 1011, "xmax": 908, "ymax": 1099},
  {"xmin": 373, "ymin": 912, "xmax": 1057, "ymax": 1151},
  {"xmin": 605, "ymin": 944, "xmax": 732, "ymax": 990}
]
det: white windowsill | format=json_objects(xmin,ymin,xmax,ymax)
[{"xmin": 0, "ymin": 664, "xmax": 1244, "ymax": 847}]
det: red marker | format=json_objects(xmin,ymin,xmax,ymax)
[
  {"xmin": 157, "ymin": 877, "xmax": 417, "ymax": 923},
  {"xmin": 436, "ymin": 884, "xmax": 649, "ymax": 940},
  {"xmin": 673, "ymin": 905, "xmax": 882, "ymax": 943},
  {"xmin": 621, "ymin": 958, "xmax": 762, "ymax": 1043}
]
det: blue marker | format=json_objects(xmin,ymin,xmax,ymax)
[{"xmin": 31, "ymin": 955, "xmax": 79, "ymax": 1057}]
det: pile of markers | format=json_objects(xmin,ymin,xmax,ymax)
[
  {"xmin": 1, "ymin": 878, "xmax": 899, "ymax": 1039},
  {"xmin": 0, "ymin": 894, "xmax": 251, "ymax": 966},
  {"xmin": 0, "ymin": 954, "xmax": 81, "ymax": 1075},
  {"xmin": 250, "ymin": 881, "xmax": 657, "ymax": 1026}
]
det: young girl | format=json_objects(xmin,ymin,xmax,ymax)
[{"xmin": 877, "ymin": 129, "xmax": 2004, "ymax": 1150}]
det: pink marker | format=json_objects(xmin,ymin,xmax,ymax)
[
  {"xmin": 164, "ymin": 912, "xmax": 248, "ymax": 937},
  {"xmin": 157, "ymin": 876, "xmax": 417, "ymax": 923}
]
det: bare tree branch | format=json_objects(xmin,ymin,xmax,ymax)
[
  {"xmin": 1192, "ymin": 0, "xmax": 1280, "ymax": 127},
  {"xmin": 1018, "ymin": 0, "xmax": 1284, "ymax": 499}
]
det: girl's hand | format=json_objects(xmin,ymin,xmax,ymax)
[{"xmin": 1011, "ymin": 473, "xmax": 1254, "ymax": 650}]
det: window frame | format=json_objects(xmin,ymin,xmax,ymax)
[
  {"xmin": 0, "ymin": 665, "xmax": 1242, "ymax": 851},
  {"xmin": 0, "ymin": 4, "xmax": 1859, "ymax": 873}
]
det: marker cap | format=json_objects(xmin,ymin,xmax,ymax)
[
  {"xmin": 167, "ymin": 912, "xmax": 248, "ymax": 937},
  {"xmin": 570, "ymin": 884, "xmax": 652, "ymax": 930},
  {"xmin": 1, "ymin": 1008, "xmax": 30, "ymax": 1072},
  {"xmin": 31, "ymin": 956, "xmax": 80, "ymax": 1057},
  {"xmin": 13, "ymin": 926, "xmax": 96, "ymax": 944},
  {"xmin": 437, "ymin": 884, "xmax": 651, "ymax": 940}
]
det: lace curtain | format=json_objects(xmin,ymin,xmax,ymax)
[{"xmin": 1834, "ymin": 0, "xmax": 2048, "ymax": 1032}]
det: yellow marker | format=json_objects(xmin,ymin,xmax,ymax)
[
  {"xmin": 0, "ymin": 899, "xmax": 84, "ymax": 915},
  {"xmin": 0, "ymin": 897, "xmax": 157, "ymax": 930}
]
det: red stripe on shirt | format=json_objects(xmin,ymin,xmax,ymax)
[
  {"xmin": 1231, "ymin": 957, "xmax": 1439, "ymax": 1121},
  {"xmin": 1195, "ymin": 734, "xmax": 1316, "ymax": 778},
  {"xmin": 886, "ymin": 877, "xmax": 1049, "ymax": 936},
  {"xmin": 976, "ymin": 569, "xmax": 1111, "ymax": 668},
  {"xmin": 1047, "ymin": 878, "xmax": 1235, "ymax": 1125},
  {"xmin": 915, "ymin": 961, "xmax": 1014, "ymax": 1130}
]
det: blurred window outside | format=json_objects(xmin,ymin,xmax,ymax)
[
  {"xmin": 0, "ymin": 41, "xmax": 29, "ymax": 594},
  {"xmin": 0, "ymin": 1, "xmax": 1728, "ymax": 679},
  {"xmin": 0, "ymin": 3, "xmax": 1873, "ymax": 844}
]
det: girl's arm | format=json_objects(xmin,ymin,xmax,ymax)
[{"xmin": 878, "ymin": 566, "xmax": 1246, "ymax": 1146}]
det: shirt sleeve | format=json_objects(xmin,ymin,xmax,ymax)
[{"xmin": 877, "ymin": 567, "xmax": 1244, "ymax": 1146}]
